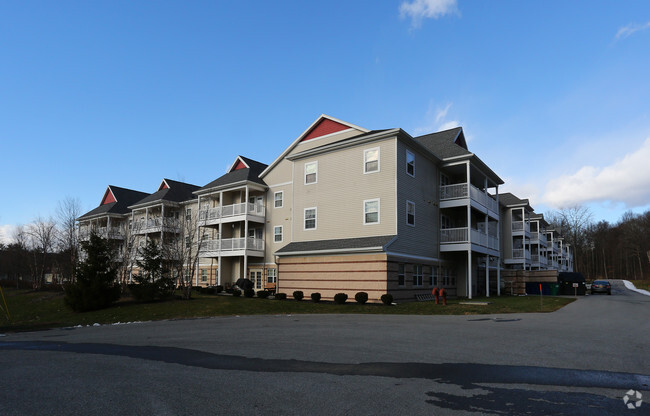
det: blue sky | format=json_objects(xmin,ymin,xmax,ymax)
[{"xmin": 1, "ymin": 0, "xmax": 650, "ymax": 243}]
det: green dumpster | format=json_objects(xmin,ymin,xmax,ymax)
[{"xmin": 550, "ymin": 284, "xmax": 559, "ymax": 296}]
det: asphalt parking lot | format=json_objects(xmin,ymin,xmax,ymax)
[{"xmin": 1, "ymin": 280, "xmax": 648, "ymax": 415}]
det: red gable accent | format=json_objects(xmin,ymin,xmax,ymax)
[
  {"xmin": 159, "ymin": 181, "xmax": 169, "ymax": 191},
  {"xmin": 302, "ymin": 119, "xmax": 350, "ymax": 142},
  {"xmin": 101, "ymin": 188, "xmax": 116, "ymax": 205},
  {"xmin": 233, "ymin": 160, "xmax": 247, "ymax": 170}
]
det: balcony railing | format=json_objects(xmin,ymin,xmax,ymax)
[
  {"xmin": 199, "ymin": 237, "xmax": 265, "ymax": 255},
  {"xmin": 511, "ymin": 221, "xmax": 531, "ymax": 233},
  {"xmin": 199, "ymin": 202, "xmax": 265, "ymax": 223},
  {"xmin": 133, "ymin": 217, "xmax": 181, "ymax": 234},
  {"xmin": 440, "ymin": 227, "xmax": 499, "ymax": 251},
  {"xmin": 79, "ymin": 226, "xmax": 124, "ymax": 240},
  {"xmin": 440, "ymin": 183, "xmax": 499, "ymax": 213},
  {"xmin": 512, "ymin": 249, "xmax": 531, "ymax": 260}
]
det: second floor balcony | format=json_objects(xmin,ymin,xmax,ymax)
[
  {"xmin": 440, "ymin": 183, "xmax": 499, "ymax": 215},
  {"xmin": 199, "ymin": 202, "xmax": 265, "ymax": 226},
  {"xmin": 440, "ymin": 227, "xmax": 499, "ymax": 252},
  {"xmin": 133, "ymin": 217, "xmax": 180, "ymax": 235},
  {"xmin": 512, "ymin": 221, "xmax": 531, "ymax": 235},
  {"xmin": 79, "ymin": 226, "xmax": 125, "ymax": 241},
  {"xmin": 512, "ymin": 248, "xmax": 532, "ymax": 261},
  {"xmin": 198, "ymin": 237, "xmax": 265, "ymax": 257}
]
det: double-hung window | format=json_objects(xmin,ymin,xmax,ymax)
[
  {"xmin": 305, "ymin": 162, "xmax": 317, "ymax": 184},
  {"xmin": 304, "ymin": 207, "xmax": 317, "ymax": 230},
  {"xmin": 398, "ymin": 264, "xmax": 405, "ymax": 286},
  {"xmin": 274, "ymin": 226, "xmax": 283, "ymax": 243},
  {"xmin": 406, "ymin": 150, "xmax": 415, "ymax": 177},
  {"xmin": 364, "ymin": 148, "xmax": 379, "ymax": 173},
  {"xmin": 364, "ymin": 199, "xmax": 380, "ymax": 225},
  {"xmin": 406, "ymin": 201, "xmax": 415, "ymax": 226},
  {"xmin": 274, "ymin": 191, "xmax": 283, "ymax": 208},
  {"xmin": 201, "ymin": 269, "xmax": 208, "ymax": 282},
  {"xmin": 266, "ymin": 268, "xmax": 277, "ymax": 283},
  {"xmin": 413, "ymin": 264, "xmax": 423, "ymax": 286}
]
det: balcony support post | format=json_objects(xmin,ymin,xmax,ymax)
[
  {"xmin": 468, "ymin": 249, "xmax": 473, "ymax": 299},
  {"xmin": 485, "ymin": 254, "xmax": 490, "ymax": 298}
]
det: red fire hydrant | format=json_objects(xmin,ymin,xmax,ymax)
[
  {"xmin": 432, "ymin": 287, "xmax": 439, "ymax": 304},
  {"xmin": 439, "ymin": 288, "xmax": 447, "ymax": 306}
]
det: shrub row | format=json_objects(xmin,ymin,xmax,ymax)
[{"xmin": 225, "ymin": 288, "xmax": 394, "ymax": 305}]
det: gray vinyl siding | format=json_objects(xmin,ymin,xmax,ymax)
[
  {"xmin": 291, "ymin": 137, "xmax": 397, "ymax": 242},
  {"xmin": 390, "ymin": 139, "xmax": 440, "ymax": 259}
]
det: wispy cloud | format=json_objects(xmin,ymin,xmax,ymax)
[
  {"xmin": 615, "ymin": 21, "xmax": 650, "ymax": 40},
  {"xmin": 542, "ymin": 137, "xmax": 650, "ymax": 209},
  {"xmin": 413, "ymin": 102, "xmax": 461, "ymax": 135},
  {"xmin": 399, "ymin": 0, "xmax": 458, "ymax": 28}
]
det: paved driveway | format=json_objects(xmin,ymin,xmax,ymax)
[{"xmin": 1, "ymin": 280, "xmax": 648, "ymax": 415}]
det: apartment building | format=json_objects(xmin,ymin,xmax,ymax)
[
  {"xmin": 499, "ymin": 193, "xmax": 573, "ymax": 273},
  {"xmin": 79, "ymin": 114, "xmax": 579, "ymax": 301}
]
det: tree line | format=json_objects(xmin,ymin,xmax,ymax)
[{"xmin": 546, "ymin": 206, "xmax": 650, "ymax": 281}]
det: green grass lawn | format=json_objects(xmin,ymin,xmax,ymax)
[{"xmin": 0, "ymin": 287, "xmax": 575, "ymax": 333}]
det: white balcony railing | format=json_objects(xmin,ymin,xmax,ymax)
[
  {"xmin": 440, "ymin": 227, "xmax": 499, "ymax": 251},
  {"xmin": 78, "ymin": 226, "xmax": 124, "ymax": 240},
  {"xmin": 511, "ymin": 221, "xmax": 531, "ymax": 234},
  {"xmin": 199, "ymin": 237, "xmax": 265, "ymax": 255},
  {"xmin": 512, "ymin": 249, "xmax": 531, "ymax": 260},
  {"xmin": 199, "ymin": 202, "xmax": 265, "ymax": 223},
  {"xmin": 440, "ymin": 183, "xmax": 499, "ymax": 213}
]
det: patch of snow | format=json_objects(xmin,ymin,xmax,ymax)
[{"xmin": 623, "ymin": 280, "xmax": 650, "ymax": 297}]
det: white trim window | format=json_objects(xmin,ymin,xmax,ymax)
[
  {"xmin": 364, "ymin": 199, "xmax": 380, "ymax": 225},
  {"xmin": 398, "ymin": 263, "xmax": 405, "ymax": 286},
  {"xmin": 406, "ymin": 200, "xmax": 415, "ymax": 226},
  {"xmin": 304, "ymin": 207, "xmax": 317, "ymax": 230},
  {"xmin": 201, "ymin": 269, "xmax": 208, "ymax": 283},
  {"xmin": 406, "ymin": 150, "xmax": 415, "ymax": 177},
  {"xmin": 364, "ymin": 147, "xmax": 380, "ymax": 174},
  {"xmin": 266, "ymin": 268, "xmax": 277, "ymax": 283},
  {"xmin": 274, "ymin": 191, "xmax": 283, "ymax": 208},
  {"xmin": 305, "ymin": 161, "xmax": 318, "ymax": 185},
  {"xmin": 413, "ymin": 264, "xmax": 423, "ymax": 286},
  {"xmin": 274, "ymin": 225, "xmax": 283, "ymax": 243}
]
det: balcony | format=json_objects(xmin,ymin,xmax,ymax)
[
  {"xmin": 531, "ymin": 254, "xmax": 548, "ymax": 267},
  {"xmin": 199, "ymin": 202, "xmax": 265, "ymax": 226},
  {"xmin": 512, "ymin": 221, "xmax": 531, "ymax": 235},
  {"xmin": 440, "ymin": 227, "xmax": 499, "ymax": 251},
  {"xmin": 133, "ymin": 217, "xmax": 180, "ymax": 234},
  {"xmin": 440, "ymin": 183, "xmax": 499, "ymax": 214},
  {"xmin": 512, "ymin": 249, "xmax": 531, "ymax": 261},
  {"xmin": 199, "ymin": 237, "xmax": 265, "ymax": 257},
  {"xmin": 530, "ymin": 232, "xmax": 547, "ymax": 246},
  {"xmin": 79, "ymin": 226, "xmax": 125, "ymax": 240}
]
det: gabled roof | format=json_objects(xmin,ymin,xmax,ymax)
[
  {"xmin": 129, "ymin": 179, "xmax": 200, "ymax": 208},
  {"xmin": 276, "ymin": 235, "xmax": 396, "ymax": 256},
  {"xmin": 499, "ymin": 192, "xmax": 533, "ymax": 211},
  {"xmin": 414, "ymin": 127, "xmax": 470, "ymax": 159},
  {"xmin": 260, "ymin": 114, "xmax": 369, "ymax": 178},
  {"xmin": 196, "ymin": 156, "xmax": 268, "ymax": 194},
  {"xmin": 78, "ymin": 185, "xmax": 149, "ymax": 220}
]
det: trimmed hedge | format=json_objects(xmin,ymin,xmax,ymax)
[
  {"xmin": 232, "ymin": 289, "xmax": 242, "ymax": 297},
  {"xmin": 293, "ymin": 290, "xmax": 304, "ymax": 301},
  {"xmin": 274, "ymin": 292, "xmax": 287, "ymax": 300},
  {"xmin": 310, "ymin": 292, "xmax": 321, "ymax": 303},
  {"xmin": 354, "ymin": 292, "xmax": 368, "ymax": 304},
  {"xmin": 334, "ymin": 293, "xmax": 348, "ymax": 304},
  {"xmin": 244, "ymin": 288, "xmax": 255, "ymax": 298},
  {"xmin": 257, "ymin": 290, "xmax": 270, "ymax": 299},
  {"xmin": 381, "ymin": 293, "xmax": 393, "ymax": 305},
  {"xmin": 216, "ymin": 285, "xmax": 224, "ymax": 293}
]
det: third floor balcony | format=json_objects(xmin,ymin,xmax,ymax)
[
  {"xmin": 199, "ymin": 202, "xmax": 265, "ymax": 226},
  {"xmin": 440, "ymin": 183, "xmax": 499, "ymax": 216}
]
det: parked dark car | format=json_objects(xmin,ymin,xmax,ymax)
[
  {"xmin": 591, "ymin": 280, "xmax": 612, "ymax": 295},
  {"xmin": 558, "ymin": 272, "xmax": 587, "ymax": 295}
]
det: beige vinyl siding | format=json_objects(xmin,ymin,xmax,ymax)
[
  {"xmin": 262, "ymin": 157, "xmax": 294, "ymax": 264},
  {"xmin": 390, "ymin": 139, "xmax": 440, "ymax": 259},
  {"xmin": 291, "ymin": 137, "xmax": 397, "ymax": 242}
]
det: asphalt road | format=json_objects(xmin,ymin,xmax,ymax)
[{"xmin": 1, "ymin": 280, "xmax": 648, "ymax": 415}]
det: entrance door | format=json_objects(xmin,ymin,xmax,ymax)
[{"xmin": 250, "ymin": 270, "xmax": 263, "ymax": 290}]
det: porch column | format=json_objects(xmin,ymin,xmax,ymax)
[
  {"xmin": 244, "ymin": 186, "xmax": 249, "ymax": 280},
  {"xmin": 468, "ymin": 249, "xmax": 473, "ymax": 299},
  {"xmin": 496, "ymin": 185, "xmax": 501, "ymax": 296},
  {"xmin": 218, "ymin": 255, "xmax": 222, "ymax": 286},
  {"xmin": 497, "ymin": 260, "xmax": 501, "ymax": 296},
  {"xmin": 485, "ymin": 255, "xmax": 490, "ymax": 297}
]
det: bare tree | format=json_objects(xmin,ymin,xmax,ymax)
[
  {"xmin": 26, "ymin": 217, "xmax": 58, "ymax": 288},
  {"xmin": 56, "ymin": 196, "xmax": 81, "ymax": 283},
  {"xmin": 163, "ymin": 204, "xmax": 206, "ymax": 300},
  {"xmin": 547, "ymin": 205, "xmax": 593, "ymax": 273}
]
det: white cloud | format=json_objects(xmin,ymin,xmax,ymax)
[
  {"xmin": 542, "ymin": 137, "xmax": 650, "ymax": 209},
  {"xmin": 400, "ymin": 0, "xmax": 458, "ymax": 28},
  {"xmin": 0, "ymin": 224, "xmax": 17, "ymax": 245},
  {"xmin": 615, "ymin": 21, "xmax": 650, "ymax": 40}
]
